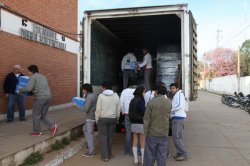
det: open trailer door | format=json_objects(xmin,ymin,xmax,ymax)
[{"xmin": 189, "ymin": 11, "xmax": 198, "ymax": 101}]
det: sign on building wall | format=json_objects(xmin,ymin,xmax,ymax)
[
  {"xmin": 20, "ymin": 23, "xmax": 66, "ymax": 50},
  {"xmin": 0, "ymin": 8, "xmax": 79, "ymax": 54}
]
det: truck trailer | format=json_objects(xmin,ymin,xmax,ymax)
[{"xmin": 83, "ymin": 4, "xmax": 198, "ymax": 102}]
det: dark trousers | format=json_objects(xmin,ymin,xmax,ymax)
[
  {"xmin": 124, "ymin": 115, "xmax": 132, "ymax": 155},
  {"xmin": 144, "ymin": 69, "xmax": 152, "ymax": 91},
  {"xmin": 97, "ymin": 118, "xmax": 117, "ymax": 159},
  {"xmin": 7, "ymin": 94, "xmax": 25, "ymax": 121},
  {"xmin": 144, "ymin": 136, "xmax": 167, "ymax": 166},
  {"xmin": 123, "ymin": 70, "xmax": 136, "ymax": 89}
]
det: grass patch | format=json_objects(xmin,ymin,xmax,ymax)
[
  {"xmin": 51, "ymin": 140, "xmax": 64, "ymax": 150},
  {"xmin": 71, "ymin": 132, "xmax": 83, "ymax": 141},
  {"xmin": 62, "ymin": 137, "xmax": 70, "ymax": 146},
  {"xmin": 19, "ymin": 152, "xmax": 43, "ymax": 166},
  {"xmin": 51, "ymin": 137, "xmax": 71, "ymax": 150}
]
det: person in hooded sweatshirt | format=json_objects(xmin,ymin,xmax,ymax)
[
  {"xmin": 95, "ymin": 82, "xmax": 120, "ymax": 162},
  {"xmin": 170, "ymin": 83, "xmax": 188, "ymax": 161}
]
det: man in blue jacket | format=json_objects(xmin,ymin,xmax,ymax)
[{"xmin": 170, "ymin": 83, "xmax": 188, "ymax": 161}]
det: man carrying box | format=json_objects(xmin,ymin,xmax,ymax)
[
  {"xmin": 19, "ymin": 65, "xmax": 58, "ymax": 136},
  {"xmin": 3, "ymin": 64, "xmax": 26, "ymax": 122}
]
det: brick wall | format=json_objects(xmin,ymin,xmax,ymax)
[
  {"xmin": 0, "ymin": 32, "xmax": 77, "ymax": 113},
  {"xmin": 1, "ymin": 0, "xmax": 78, "ymax": 40}
]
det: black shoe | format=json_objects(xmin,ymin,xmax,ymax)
[
  {"xmin": 6, "ymin": 119, "xmax": 13, "ymax": 122},
  {"xmin": 19, "ymin": 118, "xmax": 26, "ymax": 121},
  {"xmin": 82, "ymin": 152, "xmax": 96, "ymax": 157}
]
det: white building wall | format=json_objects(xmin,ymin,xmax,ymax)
[
  {"xmin": 240, "ymin": 76, "xmax": 250, "ymax": 95},
  {"xmin": 204, "ymin": 75, "xmax": 250, "ymax": 95}
]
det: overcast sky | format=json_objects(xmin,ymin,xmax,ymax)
[{"xmin": 78, "ymin": 0, "xmax": 250, "ymax": 59}]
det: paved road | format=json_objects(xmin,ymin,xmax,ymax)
[{"xmin": 61, "ymin": 91, "xmax": 250, "ymax": 166}]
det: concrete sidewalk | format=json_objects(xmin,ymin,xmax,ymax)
[{"xmin": 0, "ymin": 105, "xmax": 86, "ymax": 166}]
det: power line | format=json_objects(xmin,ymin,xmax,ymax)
[
  {"xmin": 222, "ymin": 1, "xmax": 249, "ymax": 47},
  {"xmin": 222, "ymin": 24, "xmax": 250, "ymax": 46}
]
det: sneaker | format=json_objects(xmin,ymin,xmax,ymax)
[
  {"xmin": 102, "ymin": 158, "xmax": 109, "ymax": 162},
  {"xmin": 82, "ymin": 152, "xmax": 96, "ymax": 157},
  {"xmin": 167, "ymin": 152, "xmax": 171, "ymax": 158},
  {"xmin": 51, "ymin": 124, "xmax": 58, "ymax": 137},
  {"xmin": 31, "ymin": 132, "xmax": 43, "ymax": 136},
  {"xmin": 108, "ymin": 155, "xmax": 114, "ymax": 159},
  {"xmin": 134, "ymin": 162, "xmax": 139, "ymax": 166},
  {"xmin": 175, "ymin": 155, "xmax": 188, "ymax": 161},
  {"xmin": 173, "ymin": 153, "xmax": 182, "ymax": 159}
]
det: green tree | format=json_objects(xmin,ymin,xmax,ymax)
[{"xmin": 240, "ymin": 40, "xmax": 250, "ymax": 76}]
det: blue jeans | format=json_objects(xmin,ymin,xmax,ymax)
[
  {"xmin": 124, "ymin": 115, "xmax": 132, "ymax": 155},
  {"xmin": 7, "ymin": 94, "xmax": 25, "ymax": 121},
  {"xmin": 144, "ymin": 136, "xmax": 167, "ymax": 166}
]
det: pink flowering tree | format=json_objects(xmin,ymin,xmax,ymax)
[{"xmin": 203, "ymin": 48, "xmax": 237, "ymax": 78}]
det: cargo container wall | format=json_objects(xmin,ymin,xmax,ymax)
[{"xmin": 90, "ymin": 21, "xmax": 126, "ymax": 87}]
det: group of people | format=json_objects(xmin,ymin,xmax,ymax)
[
  {"xmin": 3, "ymin": 48, "xmax": 187, "ymax": 165},
  {"xmin": 121, "ymin": 48, "xmax": 152, "ymax": 91},
  {"xmin": 3, "ymin": 64, "xmax": 58, "ymax": 136},
  {"xmin": 70, "ymin": 48, "xmax": 188, "ymax": 165},
  {"xmin": 120, "ymin": 81, "xmax": 188, "ymax": 165},
  {"xmin": 73, "ymin": 80, "xmax": 188, "ymax": 165}
]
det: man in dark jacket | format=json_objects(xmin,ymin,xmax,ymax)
[{"xmin": 3, "ymin": 65, "xmax": 26, "ymax": 122}]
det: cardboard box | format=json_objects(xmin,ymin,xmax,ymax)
[
  {"xmin": 15, "ymin": 76, "xmax": 29, "ymax": 94},
  {"xmin": 18, "ymin": 76, "xmax": 29, "ymax": 86},
  {"xmin": 72, "ymin": 97, "xmax": 85, "ymax": 108}
]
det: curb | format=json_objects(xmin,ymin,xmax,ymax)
[
  {"xmin": 0, "ymin": 123, "xmax": 83, "ymax": 166},
  {"xmin": 44, "ymin": 142, "xmax": 83, "ymax": 166}
]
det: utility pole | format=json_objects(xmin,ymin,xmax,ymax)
[
  {"xmin": 237, "ymin": 48, "xmax": 240, "ymax": 92},
  {"xmin": 203, "ymin": 54, "xmax": 206, "ymax": 89},
  {"xmin": 216, "ymin": 29, "xmax": 222, "ymax": 48}
]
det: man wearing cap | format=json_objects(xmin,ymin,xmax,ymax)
[{"xmin": 3, "ymin": 65, "xmax": 26, "ymax": 122}]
